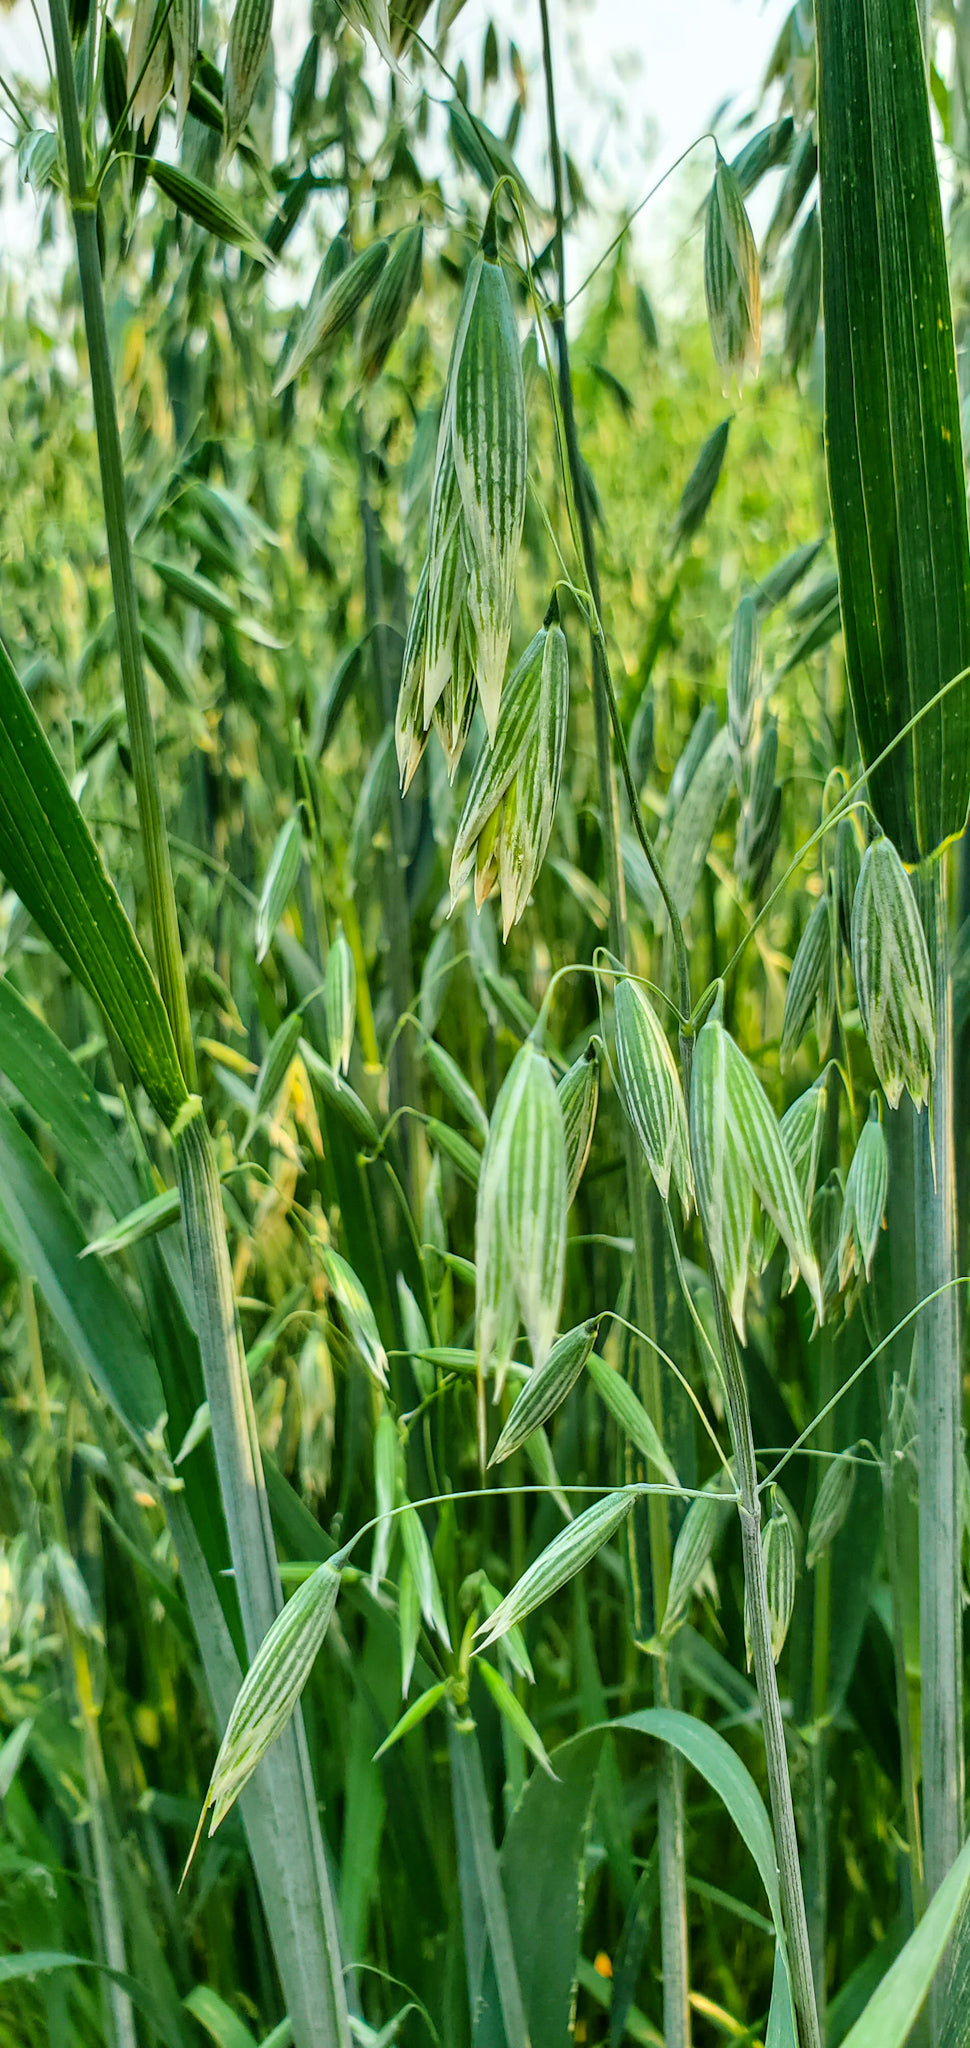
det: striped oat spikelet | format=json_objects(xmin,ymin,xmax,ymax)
[
  {"xmin": 225, "ymin": 0, "xmax": 274, "ymax": 157},
  {"xmin": 127, "ymin": 0, "xmax": 174, "ymax": 137},
  {"xmin": 448, "ymin": 601, "xmax": 568, "ymax": 937},
  {"xmin": 182, "ymin": 1562, "xmax": 341, "ymax": 1881},
  {"xmin": 397, "ymin": 204, "xmax": 527, "ymax": 782},
  {"xmin": 850, "ymin": 833, "xmax": 935, "ymax": 1112},
  {"xmin": 170, "ymin": 0, "xmax": 200, "ymax": 135}
]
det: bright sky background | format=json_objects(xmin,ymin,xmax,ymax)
[{"xmin": 0, "ymin": 0, "xmax": 792, "ymax": 289}]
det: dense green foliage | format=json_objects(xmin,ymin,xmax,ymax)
[{"xmin": 1, "ymin": 3, "xmax": 969, "ymax": 2046}]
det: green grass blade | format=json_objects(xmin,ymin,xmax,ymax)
[
  {"xmin": 448, "ymin": 1719, "xmax": 531, "ymax": 2047},
  {"xmin": 817, "ymin": 0, "xmax": 970, "ymax": 859},
  {"xmin": 838, "ymin": 1832, "xmax": 970, "ymax": 2048},
  {"xmin": 0, "ymin": 632, "xmax": 188, "ymax": 1124}
]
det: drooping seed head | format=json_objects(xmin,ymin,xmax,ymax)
[
  {"xmin": 850, "ymin": 835, "xmax": 935, "ymax": 1112},
  {"xmin": 704, "ymin": 150, "xmax": 762, "ymax": 384},
  {"xmin": 806, "ymin": 1450, "xmax": 857, "ymax": 1569},
  {"xmin": 761, "ymin": 1493, "xmax": 797, "ymax": 1664},
  {"xmin": 691, "ymin": 1004, "xmax": 823, "ymax": 1341},
  {"xmin": 357, "ymin": 222, "xmax": 424, "ymax": 380},
  {"xmin": 557, "ymin": 1039, "xmax": 601, "ymax": 1205},
  {"xmin": 183, "ymin": 1562, "xmax": 341, "ymax": 1881},
  {"xmin": 837, "ymin": 1092, "xmax": 888, "ymax": 1290},
  {"xmin": 613, "ymin": 978, "xmax": 693, "ymax": 1220},
  {"xmin": 225, "ymin": 0, "xmax": 274, "ymax": 156}
]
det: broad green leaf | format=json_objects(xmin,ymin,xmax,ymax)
[
  {"xmin": 838, "ymin": 1831, "xmax": 970, "ymax": 2048},
  {"xmin": 612, "ymin": 1708, "xmax": 792, "ymax": 2019},
  {"xmin": 817, "ymin": 0, "xmax": 970, "ymax": 860},
  {"xmin": 0, "ymin": 633, "xmax": 187, "ymax": 1126},
  {"xmin": 496, "ymin": 1731, "xmax": 606, "ymax": 2047},
  {"xmin": 183, "ymin": 1985, "xmax": 259, "ymax": 2048},
  {"xmin": 448, "ymin": 1719, "xmax": 531, "ymax": 2048},
  {"xmin": 0, "ymin": 1953, "xmax": 177, "ymax": 2037}
]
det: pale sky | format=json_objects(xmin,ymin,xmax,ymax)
[{"xmin": 0, "ymin": 0, "xmax": 792, "ymax": 284}]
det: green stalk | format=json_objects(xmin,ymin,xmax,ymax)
[
  {"xmin": 173, "ymin": 1099, "xmax": 352, "ymax": 2048},
  {"xmin": 338, "ymin": 75, "xmax": 417, "ymax": 1176},
  {"xmin": 807, "ymin": 1335, "xmax": 834, "ymax": 2022},
  {"xmin": 877, "ymin": 1353, "xmax": 925, "ymax": 1927},
  {"xmin": 49, "ymin": 23, "xmax": 351, "ymax": 2038},
  {"xmin": 537, "ymin": 7, "xmax": 691, "ymax": 2040},
  {"xmin": 704, "ymin": 1270, "xmax": 823, "ymax": 2048},
  {"xmin": 355, "ymin": 415, "xmax": 418, "ymax": 1148},
  {"xmin": 49, "ymin": 0, "xmax": 194, "ymax": 1091},
  {"xmin": 913, "ymin": 856, "xmax": 964, "ymax": 1919}
]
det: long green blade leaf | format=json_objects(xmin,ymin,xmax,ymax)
[
  {"xmin": 817, "ymin": 0, "xmax": 970, "ymax": 859},
  {"xmin": 0, "ymin": 632, "xmax": 188, "ymax": 1123}
]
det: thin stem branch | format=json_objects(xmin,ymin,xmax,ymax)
[
  {"xmin": 914, "ymin": 857, "xmax": 964, "ymax": 1921},
  {"xmin": 705, "ymin": 1274, "xmax": 822, "ymax": 2048},
  {"xmin": 49, "ymin": 0, "xmax": 195, "ymax": 1090}
]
